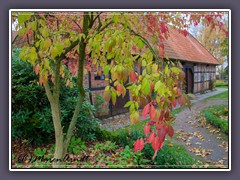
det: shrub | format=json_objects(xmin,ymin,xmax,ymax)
[
  {"xmin": 12, "ymin": 48, "xmax": 101, "ymax": 145},
  {"xmin": 209, "ymin": 79, "xmax": 216, "ymax": 90},
  {"xmin": 93, "ymin": 94, "xmax": 106, "ymax": 116},
  {"xmin": 202, "ymin": 105, "xmax": 228, "ymax": 134},
  {"xmin": 12, "ymin": 48, "xmax": 54, "ymax": 145}
]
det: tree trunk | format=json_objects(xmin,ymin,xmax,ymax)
[{"xmin": 51, "ymin": 100, "xmax": 64, "ymax": 168}]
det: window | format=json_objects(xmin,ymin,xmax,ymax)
[
  {"xmin": 204, "ymin": 73, "xmax": 209, "ymax": 81},
  {"xmin": 211, "ymin": 73, "xmax": 215, "ymax": 79},
  {"xmin": 197, "ymin": 73, "xmax": 201, "ymax": 82},
  {"xmin": 94, "ymin": 72, "xmax": 105, "ymax": 80}
]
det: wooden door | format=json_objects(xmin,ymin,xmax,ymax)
[{"xmin": 186, "ymin": 68, "xmax": 193, "ymax": 94}]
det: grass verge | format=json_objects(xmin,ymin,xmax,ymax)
[
  {"xmin": 205, "ymin": 90, "xmax": 228, "ymax": 100},
  {"xmin": 216, "ymin": 80, "xmax": 228, "ymax": 88},
  {"xmin": 202, "ymin": 105, "xmax": 228, "ymax": 134}
]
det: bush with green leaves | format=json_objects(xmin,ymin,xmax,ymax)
[
  {"xmin": 94, "ymin": 94, "xmax": 106, "ymax": 116},
  {"xmin": 67, "ymin": 137, "xmax": 87, "ymax": 155},
  {"xmin": 12, "ymin": 48, "xmax": 101, "ymax": 145},
  {"xmin": 202, "ymin": 105, "xmax": 228, "ymax": 134},
  {"xmin": 12, "ymin": 48, "xmax": 54, "ymax": 145}
]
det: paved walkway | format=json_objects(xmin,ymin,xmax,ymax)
[
  {"xmin": 191, "ymin": 88, "xmax": 228, "ymax": 103},
  {"xmin": 173, "ymin": 98, "xmax": 228, "ymax": 167},
  {"xmin": 100, "ymin": 88, "xmax": 228, "ymax": 130}
]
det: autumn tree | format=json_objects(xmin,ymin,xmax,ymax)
[
  {"xmin": 196, "ymin": 15, "xmax": 228, "ymax": 79},
  {"xmin": 12, "ymin": 11, "xmax": 227, "ymax": 167}
]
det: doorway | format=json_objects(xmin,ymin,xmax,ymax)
[{"xmin": 185, "ymin": 67, "xmax": 194, "ymax": 94}]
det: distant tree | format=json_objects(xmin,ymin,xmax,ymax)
[{"xmin": 196, "ymin": 15, "xmax": 228, "ymax": 80}]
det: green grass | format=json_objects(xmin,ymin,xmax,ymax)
[
  {"xmin": 206, "ymin": 90, "xmax": 228, "ymax": 100},
  {"xmin": 202, "ymin": 105, "xmax": 229, "ymax": 134},
  {"xmin": 216, "ymin": 80, "xmax": 228, "ymax": 88}
]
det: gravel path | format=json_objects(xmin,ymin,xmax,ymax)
[{"xmin": 173, "ymin": 99, "xmax": 229, "ymax": 167}]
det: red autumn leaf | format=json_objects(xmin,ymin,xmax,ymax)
[
  {"xmin": 134, "ymin": 138, "xmax": 144, "ymax": 152},
  {"xmin": 160, "ymin": 22, "xmax": 168, "ymax": 34},
  {"xmin": 153, "ymin": 110, "xmax": 160, "ymax": 122},
  {"xmin": 150, "ymin": 105, "xmax": 156, "ymax": 121},
  {"xmin": 132, "ymin": 45, "xmax": 137, "ymax": 52},
  {"xmin": 23, "ymin": 34, "xmax": 27, "ymax": 41},
  {"xmin": 194, "ymin": 21, "xmax": 198, "ymax": 26},
  {"xmin": 142, "ymin": 103, "xmax": 151, "ymax": 119},
  {"xmin": 116, "ymin": 84, "xmax": 124, "ymax": 94},
  {"xmin": 158, "ymin": 45, "xmax": 165, "ymax": 57},
  {"xmin": 164, "ymin": 111, "xmax": 169, "ymax": 119},
  {"xmin": 152, "ymin": 136, "xmax": 160, "ymax": 151},
  {"xmin": 97, "ymin": 70, "xmax": 102, "ymax": 76},
  {"xmin": 34, "ymin": 64, "xmax": 40, "ymax": 75},
  {"xmin": 104, "ymin": 87, "xmax": 111, "ymax": 102},
  {"xmin": 172, "ymin": 98, "xmax": 177, "ymax": 107},
  {"xmin": 182, "ymin": 29, "xmax": 188, "ymax": 37},
  {"xmin": 157, "ymin": 124, "xmax": 168, "ymax": 142},
  {"xmin": 130, "ymin": 71, "xmax": 137, "ymax": 82},
  {"xmin": 147, "ymin": 132, "xmax": 156, "ymax": 143},
  {"xmin": 150, "ymin": 83, "xmax": 154, "ymax": 94},
  {"xmin": 160, "ymin": 97, "xmax": 166, "ymax": 102},
  {"xmin": 144, "ymin": 124, "xmax": 151, "ymax": 136},
  {"xmin": 156, "ymin": 121, "xmax": 164, "ymax": 130},
  {"xmin": 147, "ymin": 121, "xmax": 156, "ymax": 126},
  {"xmin": 152, "ymin": 135, "xmax": 164, "ymax": 160},
  {"xmin": 158, "ymin": 110, "xmax": 164, "ymax": 121},
  {"xmin": 168, "ymin": 124, "xmax": 174, "ymax": 138},
  {"xmin": 177, "ymin": 88, "xmax": 182, "ymax": 96}
]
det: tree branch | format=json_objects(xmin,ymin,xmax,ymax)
[{"xmin": 44, "ymin": 80, "xmax": 54, "ymax": 104}]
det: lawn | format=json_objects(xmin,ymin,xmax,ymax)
[
  {"xmin": 206, "ymin": 90, "xmax": 228, "ymax": 100},
  {"xmin": 216, "ymin": 80, "xmax": 228, "ymax": 88},
  {"xmin": 202, "ymin": 105, "xmax": 229, "ymax": 134}
]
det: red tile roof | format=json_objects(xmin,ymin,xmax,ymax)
[{"xmin": 163, "ymin": 27, "xmax": 220, "ymax": 65}]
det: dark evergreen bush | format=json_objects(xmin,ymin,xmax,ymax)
[{"xmin": 12, "ymin": 48, "xmax": 101, "ymax": 145}]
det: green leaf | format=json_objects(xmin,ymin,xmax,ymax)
[
  {"xmin": 165, "ymin": 65, "xmax": 170, "ymax": 76},
  {"xmin": 42, "ymin": 28, "xmax": 49, "ymax": 37},
  {"xmin": 45, "ymin": 38, "xmax": 51, "ymax": 49},
  {"xmin": 154, "ymin": 81, "xmax": 163, "ymax": 91},
  {"xmin": 111, "ymin": 90, "xmax": 117, "ymax": 105},
  {"xmin": 31, "ymin": 21, "xmax": 37, "ymax": 31},
  {"xmin": 103, "ymin": 65, "xmax": 110, "ymax": 75},
  {"xmin": 137, "ymin": 39, "xmax": 144, "ymax": 49},
  {"xmin": 64, "ymin": 39, "xmax": 71, "ymax": 47},
  {"xmin": 130, "ymin": 103, "xmax": 135, "ymax": 113},
  {"xmin": 142, "ymin": 60, "xmax": 146, "ymax": 66},
  {"xmin": 124, "ymin": 101, "xmax": 133, "ymax": 108},
  {"xmin": 171, "ymin": 67, "xmax": 180, "ymax": 74},
  {"xmin": 113, "ymin": 15, "xmax": 119, "ymax": 23},
  {"xmin": 50, "ymin": 47, "xmax": 58, "ymax": 58},
  {"xmin": 56, "ymin": 44, "xmax": 64, "ymax": 55},
  {"xmin": 141, "ymin": 78, "xmax": 150, "ymax": 95},
  {"xmin": 152, "ymin": 63, "xmax": 158, "ymax": 73}
]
